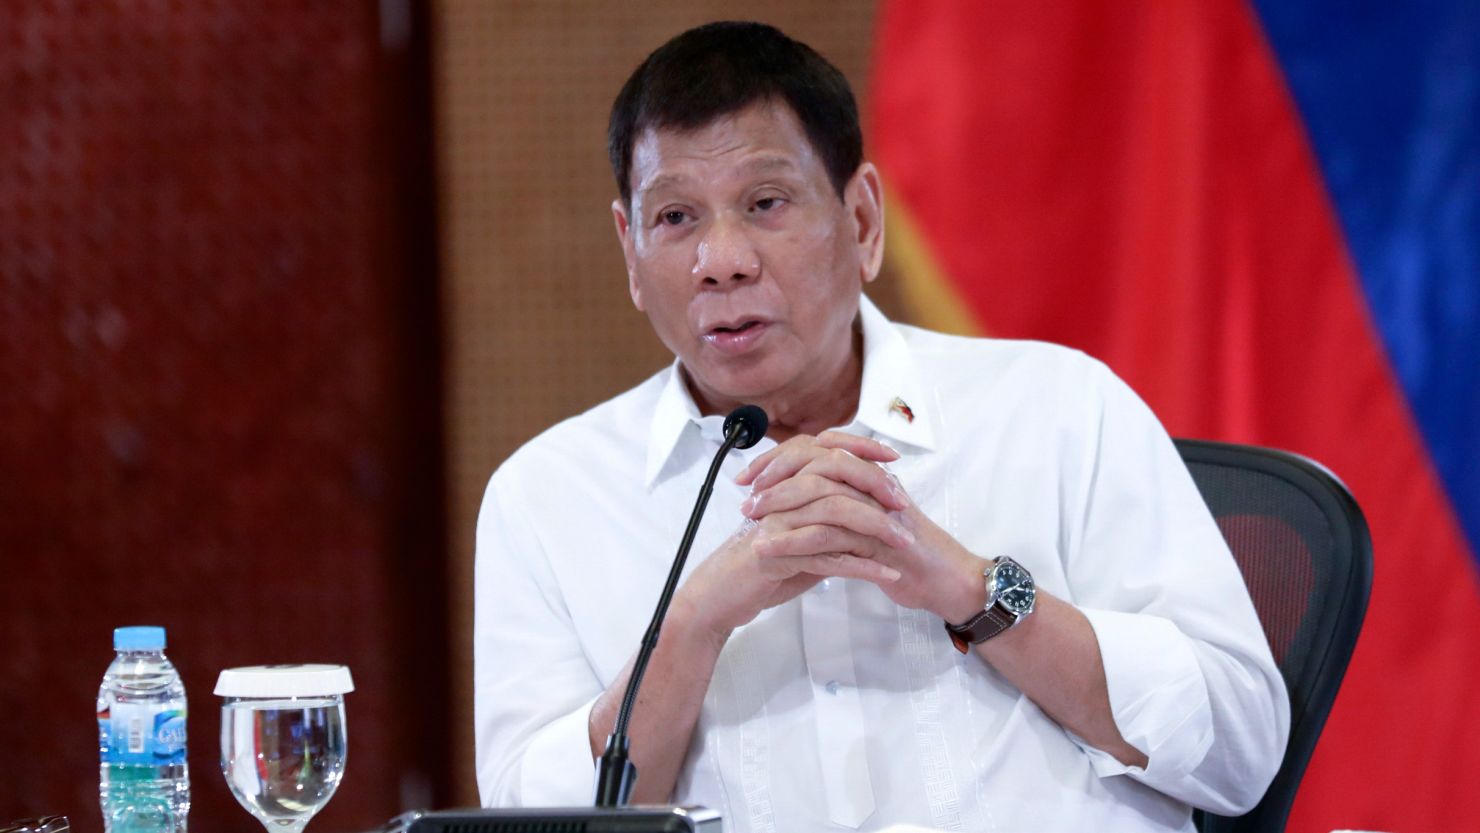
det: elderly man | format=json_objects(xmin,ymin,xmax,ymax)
[{"xmin": 474, "ymin": 21, "xmax": 1287, "ymax": 833}]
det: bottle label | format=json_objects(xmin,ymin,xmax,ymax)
[{"xmin": 99, "ymin": 703, "xmax": 187, "ymax": 766}]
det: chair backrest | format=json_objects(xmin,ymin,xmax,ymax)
[{"xmin": 1174, "ymin": 439, "xmax": 1372, "ymax": 833}]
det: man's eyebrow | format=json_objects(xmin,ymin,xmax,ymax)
[
  {"xmin": 637, "ymin": 173, "xmax": 687, "ymax": 199},
  {"xmin": 742, "ymin": 155, "xmax": 801, "ymax": 176},
  {"xmin": 636, "ymin": 156, "xmax": 805, "ymax": 201}
]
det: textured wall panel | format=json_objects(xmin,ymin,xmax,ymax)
[
  {"xmin": 0, "ymin": 1, "xmax": 446, "ymax": 827},
  {"xmin": 432, "ymin": 1, "xmax": 888, "ymax": 804}
]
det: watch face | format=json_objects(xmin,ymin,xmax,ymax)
[{"xmin": 992, "ymin": 559, "xmax": 1036, "ymax": 616}]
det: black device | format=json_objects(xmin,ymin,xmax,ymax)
[
  {"xmin": 404, "ymin": 806, "xmax": 722, "ymax": 833},
  {"xmin": 594, "ymin": 404, "xmax": 768, "ymax": 806}
]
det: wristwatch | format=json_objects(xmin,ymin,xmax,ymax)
[{"xmin": 945, "ymin": 556, "xmax": 1036, "ymax": 652}]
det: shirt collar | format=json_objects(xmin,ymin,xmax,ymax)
[
  {"xmin": 851, "ymin": 294, "xmax": 937, "ymax": 453},
  {"xmin": 643, "ymin": 294, "xmax": 937, "ymax": 489},
  {"xmin": 644, "ymin": 361, "xmax": 706, "ymax": 488}
]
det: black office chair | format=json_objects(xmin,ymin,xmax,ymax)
[{"xmin": 1174, "ymin": 439, "xmax": 1372, "ymax": 833}]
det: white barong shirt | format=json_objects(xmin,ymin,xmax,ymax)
[{"xmin": 474, "ymin": 296, "xmax": 1288, "ymax": 832}]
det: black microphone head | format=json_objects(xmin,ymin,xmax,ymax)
[{"xmin": 724, "ymin": 405, "xmax": 769, "ymax": 449}]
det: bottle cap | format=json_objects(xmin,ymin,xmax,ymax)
[
  {"xmin": 114, "ymin": 626, "xmax": 166, "ymax": 651},
  {"xmin": 214, "ymin": 664, "xmax": 355, "ymax": 698}
]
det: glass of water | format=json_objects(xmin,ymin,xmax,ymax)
[{"xmin": 215, "ymin": 665, "xmax": 354, "ymax": 833}]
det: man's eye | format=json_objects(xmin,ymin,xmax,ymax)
[
  {"xmin": 660, "ymin": 210, "xmax": 687, "ymax": 226},
  {"xmin": 753, "ymin": 197, "xmax": 781, "ymax": 212}
]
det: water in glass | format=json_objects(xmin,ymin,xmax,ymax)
[{"xmin": 221, "ymin": 698, "xmax": 346, "ymax": 832}]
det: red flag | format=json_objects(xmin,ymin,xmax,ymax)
[{"xmin": 870, "ymin": 3, "xmax": 1480, "ymax": 831}]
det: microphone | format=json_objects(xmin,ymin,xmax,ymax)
[
  {"xmin": 722, "ymin": 404, "xmax": 769, "ymax": 450},
  {"xmin": 594, "ymin": 404, "xmax": 769, "ymax": 807}
]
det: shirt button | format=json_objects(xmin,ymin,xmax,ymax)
[
  {"xmin": 817, "ymin": 579, "xmax": 832, "ymax": 593},
  {"xmin": 825, "ymin": 680, "xmax": 840, "ymax": 695}
]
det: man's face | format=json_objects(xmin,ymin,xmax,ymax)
[{"xmin": 613, "ymin": 101, "xmax": 883, "ymax": 414}]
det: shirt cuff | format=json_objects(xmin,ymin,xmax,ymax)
[
  {"xmin": 517, "ymin": 694, "xmax": 600, "ymax": 806},
  {"xmin": 1076, "ymin": 607, "xmax": 1214, "ymax": 784}
]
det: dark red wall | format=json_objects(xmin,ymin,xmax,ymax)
[{"xmin": 0, "ymin": 2, "xmax": 447, "ymax": 829}]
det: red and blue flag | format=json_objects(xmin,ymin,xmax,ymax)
[{"xmin": 869, "ymin": 3, "xmax": 1479, "ymax": 831}]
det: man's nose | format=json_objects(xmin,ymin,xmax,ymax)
[{"xmin": 692, "ymin": 214, "xmax": 760, "ymax": 287}]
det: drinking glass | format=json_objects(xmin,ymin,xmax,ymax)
[
  {"xmin": 216, "ymin": 665, "xmax": 354, "ymax": 833},
  {"xmin": 0, "ymin": 818, "xmax": 69, "ymax": 833}
]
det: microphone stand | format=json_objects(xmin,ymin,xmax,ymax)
[{"xmin": 594, "ymin": 407, "xmax": 765, "ymax": 807}]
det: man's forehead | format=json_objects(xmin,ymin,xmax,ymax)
[
  {"xmin": 636, "ymin": 155, "xmax": 803, "ymax": 197},
  {"xmin": 630, "ymin": 102, "xmax": 821, "ymax": 198}
]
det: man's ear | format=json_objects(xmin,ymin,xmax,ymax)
[
  {"xmin": 612, "ymin": 198, "xmax": 644, "ymax": 310},
  {"xmin": 846, "ymin": 162, "xmax": 885, "ymax": 284}
]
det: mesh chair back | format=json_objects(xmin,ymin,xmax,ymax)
[{"xmin": 1175, "ymin": 439, "xmax": 1372, "ymax": 833}]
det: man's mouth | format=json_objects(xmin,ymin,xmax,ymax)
[
  {"xmin": 702, "ymin": 319, "xmax": 771, "ymax": 354},
  {"xmin": 711, "ymin": 320, "xmax": 762, "ymax": 335}
]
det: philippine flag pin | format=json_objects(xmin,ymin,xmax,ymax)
[{"xmin": 889, "ymin": 396, "xmax": 914, "ymax": 423}]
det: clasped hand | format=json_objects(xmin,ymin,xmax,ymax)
[{"xmin": 679, "ymin": 431, "xmax": 986, "ymax": 638}]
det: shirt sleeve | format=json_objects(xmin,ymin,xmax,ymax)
[
  {"xmin": 1061, "ymin": 360, "xmax": 1291, "ymax": 815},
  {"xmin": 474, "ymin": 462, "xmax": 604, "ymax": 806}
]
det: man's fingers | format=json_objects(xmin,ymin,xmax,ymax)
[
  {"xmin": 814, "ymin": 431, "xmax": 900, "ymax": 462},
  {"xmin": 752, "ymin": 495, "xmax": 914, "ymax": 549},
  {"xmin": 757, "ymin": 523, "xmax": 856, "ymax": 558},
  {"xmin": 742, "ymin": 473, "xmax": 883, "ymax": 517},
  {"xmin": 735, "ymin": 435, "xmax": 806, "ymax": 486},
  {"xmin": 735, "ymin": 432, "xmax": 899, "ymax": 486},
  {"xmin": 795, "ymin": 449, "xmax": 907, "ymax": 511},
  {"xmin": 781, "ymin": 552, "xmax": 901, "ymax": 584},
  {"xmin": 738, "ymin": 440, "xmax": 827, "ymax": 490},
  {"xmin": 745, "ymin": 447, "xmax": 907, "ymax": 513},
  {"xmin": 755, "ymin": 518, "xmax": 912, "ymax": 559}
]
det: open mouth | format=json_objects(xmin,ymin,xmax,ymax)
[
  {"xmin": 711, "ymin": 320, "xmax": 762, "ymax": 335},
  {"xmin": 703, "ymin": 319, "xmax": 770, "ymax": 354}
]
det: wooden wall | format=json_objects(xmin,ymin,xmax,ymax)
[
  {"xmin": 431, "ymin": 0, "xmax": 889, "ymax": 804},
  {"xmin": 0, "ymin": 3, "xmax": 890, "ymax": 824},
  {"xmin": 0, "ymin": 1, "xmax": 448, "ymax": 827}
]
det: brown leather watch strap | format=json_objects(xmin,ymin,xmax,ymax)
[{"xmin": 945, "ymin": 603, "xmax": 1017, "ymax": 653}]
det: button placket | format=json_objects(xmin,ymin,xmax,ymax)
[{"xmin": 801, "ymin": 581, "xmax": 875, "ymax": 828}]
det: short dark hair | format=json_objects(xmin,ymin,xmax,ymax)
[{"xmin": 608, "ymin": 21, "xmax": 863, "ymax": 207}]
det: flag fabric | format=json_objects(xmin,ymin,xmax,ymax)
[{"xmin": 869, "ymin": 3, "xmax": 1479, "ymax": 832}]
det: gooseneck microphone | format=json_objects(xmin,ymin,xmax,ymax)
[{"xmin": 594, "ymin": 404, "xmax": 769, "ymax": 808}]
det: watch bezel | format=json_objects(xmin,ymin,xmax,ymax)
[{"xmin": 987, "ymin": 556, "xmax": 1037, "ymax": 619}]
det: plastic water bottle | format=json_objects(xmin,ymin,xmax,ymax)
[{"xmin": 98, "ymin": 626, "xmax": 190, "ymax": 833}]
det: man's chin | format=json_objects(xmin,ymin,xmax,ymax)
[{"xmin": 679, "ymin": 361, "xmax": 788, "ymax": 414}]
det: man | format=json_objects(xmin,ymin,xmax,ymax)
[{"xmin": 475, "ymin": 21, "xmax": 1287, "ymax": 833}]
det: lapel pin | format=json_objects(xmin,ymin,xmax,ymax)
[{"xmin": 889, "ymin": 396, "xmax": 915, "ymax": 423}]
